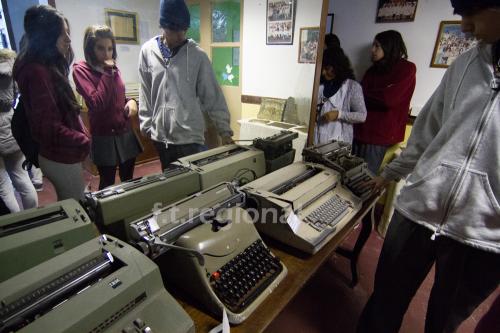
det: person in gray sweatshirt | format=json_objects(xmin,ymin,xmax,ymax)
[
  {"xmin": 0, "ymin": 49, "xmax": 37, "ymax": 212},
  {"xmin": 357, "ymin": 1, "xmax": 500, "ymax": 332},
  {"xmin": 138, "ymin": 0, "xmax": 233, "ymax": 171}
]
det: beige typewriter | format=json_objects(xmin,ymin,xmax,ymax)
[
  {"xmin": 175, "ymin": 144, "xmax": 266, "ymax": 188},
  {"xmin": 85, "ymin": 164, "xmax": 200, "ymax": 239},
  {"xmin": 242, "ymin": 162, "xmax": 362, "ymax": 254},
  {"xmin": 0, "ymin": 235, "xmax": 194, "ymax": 333},
  {"xmin": 129, "ymin": 183, "xmax": 287, "ymax": 324},
  {"xmin": 0, "ymin": 199, "xmax": 98, "ymax": 283}
]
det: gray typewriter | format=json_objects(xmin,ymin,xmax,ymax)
[
  {"xmin": 175, "ymin": 144, "xmax": 266, "ymax": 188},
  {"xmin": 0, "ymin": 199, "xmax": 98, "ymax": 283},
  {"xmin": 303, "ymin": 140, "xmax": 375, "ymax": 201},
  {"xmin": 85, "ymin": 164, "xmax": 200, "ymax": 239},
  {"xmin": 129, "ymin": 182, "xmax": 287, "ymax": 324},
  {"xmin": 0, "ymin": 235, "xmax": 194, "ymax": 333}
]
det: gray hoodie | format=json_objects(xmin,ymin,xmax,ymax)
[
  {"xmin": 381, "ymin": 43, "xmax": 499, "ymax": 254},
  {"xmin": 0, "ymin": 53, "xmax": 20, "ymax": 156},
  {"xmin": 138, "ymin": 37, "xmax": 233, "ymax": 145}
]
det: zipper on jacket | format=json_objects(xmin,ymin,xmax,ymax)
[{"xmin": 433, "ymin": 90, "xmax": 499, "ymax": 241}]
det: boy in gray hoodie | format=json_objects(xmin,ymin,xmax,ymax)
[
  {"xmin": 357, "ymin": 1, "xmax": 500, "ymax": 332},
  {"xmin": 138, "ymin": 0, "xmax": 233, "ymax": 171}
]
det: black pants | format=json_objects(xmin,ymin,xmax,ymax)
[
  {"xmin": 357, "ymin": 211, "xmax": 500, "ymax": 333},
  {"xmin": 97, "ymin": 158, "xmax": 136, "ymax": 190},
  {"xmin": 153, "ymin": 141, "xmax": 206, "ymax": 171}
]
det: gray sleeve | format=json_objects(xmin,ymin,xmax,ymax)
[
  {"xmin": 338, "ymin": 81, "xmax": 367, "ymax": 124},
  {"xmin": 381, "ymin": 73, "xmax": 447, "ymax": 181},
  {"xmin": 138, "ymin": 48, "xmax": 153, "ymax": 137},
  {"xmin": 196, "ymin": 54, "xmax": 233, "ymax": 137}
]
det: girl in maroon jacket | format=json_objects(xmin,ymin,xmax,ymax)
[
  {"xmin": 14, "ymin": 5, "xmax": 90, "ymax": 201},
  {"xmin": 353, "ymin": 30, "xmax": 416, "ymax": 174},
  {"xmin": 73, "ymin": 25, "xmax": 142, "ymax": 190}
]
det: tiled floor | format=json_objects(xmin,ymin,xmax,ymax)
[{"xmin": 36, "ymin": 160, "xmax": 499, "ymax": 333}]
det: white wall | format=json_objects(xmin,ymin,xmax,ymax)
[
  {"xmin": 56, "ymin": 0, "xmax": 160, "ymax": 84},
  {"xmin": 331, "ymin": 0, "xmax": 461, "ymax": 114},
  {"xmin": 242, "ymin": 0, "xmax": 323, "ymax": 124}
]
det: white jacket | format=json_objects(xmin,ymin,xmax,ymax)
[
  {"xmin": 381, "ymin": 43, "xmax": 499, "ymax": 253},
  {"xmin": 314, "ymin": 79, "xmax": 367, "ymax": 145}
]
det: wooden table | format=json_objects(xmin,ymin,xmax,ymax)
[{"xmin": 178, "ymin": 195, "xmax": 379, "ymax": 333}]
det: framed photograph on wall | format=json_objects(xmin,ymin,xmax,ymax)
[
  {"xmin": 430, "ymin": 21, "xmax": 477, "ymax": 68},
  {"xmin": 266, "ymin": 0, "xmax": 296, "ymax": 45},
  {"xmin": 298, "ymin": 27, "xmax": 320, "ymax": 64},
  {"xmin": 105, "ymin": 8, "xmax": 139, "ymax": 44},
  {"xmin": 376, "ymin": 0, "xmax": 418, "ymax": 23}
]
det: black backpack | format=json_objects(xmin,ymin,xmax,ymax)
[{"xmin": 11, "ymin": 94, "xmax": 39, "ymax": 170}]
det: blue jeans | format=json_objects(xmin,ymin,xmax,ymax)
[
  {"xmin": 153, "ymin": 142, "xmax": 207, "ymax": 171},
  {"xmin": 0, "ymin": 150, "xmax": 38, "ymax": 212},
  {"xmin": 351, "ymin": 140, "xmax": 389, "ymax": 174}
]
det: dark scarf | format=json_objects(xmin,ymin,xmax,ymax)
[{"xmin": 323, "ymin": 79, "xmax": 343, "ymax": 98}]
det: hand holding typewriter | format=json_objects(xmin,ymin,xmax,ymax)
[
  {"xmin": 320, "ymin": 110, "xmax": 339, "ymax": 123},
  {"xmin": 221, "ymin": 135, "xmax": 234, "ymax": 145}
]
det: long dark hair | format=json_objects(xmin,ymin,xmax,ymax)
[
  {"xmin": 83, "ymin": 25, "xmax": 117, "ymax": 66},
  {"xmin": 322, "ymin": 47, "xmax": 355, "ymax": 84},
  {"xmin": 14, "ymin": 5, "xmax": 80, "ymax": 115},
  {"xmin": 373, "ymin": 30, "xmax": 408, "ymax": 72}
]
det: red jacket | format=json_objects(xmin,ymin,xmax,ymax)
[
  {"xmin": 354, "ymin": 59, "xmax": 416, "ymax": 146},
  {"xmin": 72, "ymin": 61, "xmax": 131, "ymax": 136},
  {"xmin": 15, "ymin": 62, "xmax": 90, "ymax": 164}
]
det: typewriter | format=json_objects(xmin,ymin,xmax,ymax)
[
  {"xmin": 129, "ymin": 183, "xmax": 287, "ymax": 324},
  {"xmin": 303, "ymin": 140, "xmax": 375, "ymax": 201},
  {"xmin": 175, "ymin": 144, "xmax": 266, "ymax": 188},
  {"xmin": 0, "ymin": 235, "xmax": 194, "ymax": 333},
  {"xmin": 252, "ymin": 130, "xmax": 298, "ymax": 173},
  {"xmin": 0, "ymin": 199, "xmax": 98, "ymax": 283},
  {"xmin": 0, "ymin": 236, "xmax": 194, "ymax": 333},
  {"xmin": 242, "ymin": 162, "xmax": 362, "ymax": 254},
  {"xmin": 85, "ymin": 164, "xmax": 200, "ymax": 239}
]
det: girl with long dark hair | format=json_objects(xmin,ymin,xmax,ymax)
[
  {"xmin": 315, "ymin": 47, "xmax": 367, "ymax": 145},
  {"xmin": 14, "ymin": 5, "xmax": 90, "ymax": 201},
  {"xmin": 353, "ymin": 30, "xmax": 416, "ymax": 173}
]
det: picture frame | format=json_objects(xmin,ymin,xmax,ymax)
[
  {"xmin": 298, "ymin": 27, "xmax": 320, "ymax": 64},
  {"xmin": 104, "ymin": 9, "xmax": 139, "ymax": 44},
  {"xmin": 430, "ymin": 20, "xmax": 477, "ymax": 68},
  {"xmin": 375, "ymin": 0, "xmax": 418, "ymax": 23},
  {"xmin": 326, "ymin": 13, "xmax": 334, "ymax": 34},
  {"xmin": 266, "ymin": 0, "xmax": 296, "ymax": 45}
]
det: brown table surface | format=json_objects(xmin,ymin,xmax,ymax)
[{"xmin": 176, "ymin": 195, "xmax": 379, "ymax": 333}]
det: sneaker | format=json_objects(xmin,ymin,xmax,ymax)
[{"xmin": 33, "ymin": 183, "xmax": 44, "ymax": 192}]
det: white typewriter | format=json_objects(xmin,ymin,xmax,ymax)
[{"xmin": 242, "ymin": 162, "xmax": 362, "ymax": 254}]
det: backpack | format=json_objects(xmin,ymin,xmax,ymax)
[{"xmin": 11, "ymin": 94, "xmax": 39, "ymax": 170}]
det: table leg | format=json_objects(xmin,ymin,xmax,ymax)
[{"xmin": 336, "ymin": 214, "xmax": 373, "ymax": 288}]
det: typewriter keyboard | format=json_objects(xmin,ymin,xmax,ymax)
[
  {"xmin": 210, "ymin": 239, "xmax": 283, "ymax": 313},
  {"xmin": 306, "ymin": 194, "xmax": 350, "ymax": 231}
]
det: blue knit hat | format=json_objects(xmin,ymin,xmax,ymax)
[
  {"xmin": 159, "ymin": 0, "xmax": 190, "ymax": 31},
  {"xmin": 451, "ymin": 0, "xmax": 500, "ymax": 14}
]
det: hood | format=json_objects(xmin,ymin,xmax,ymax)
[{"xmin": 0, "ymin": 57, "xmax": 15, "ymax": 76}]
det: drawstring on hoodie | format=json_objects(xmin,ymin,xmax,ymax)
[
  {"xmin": 186, "ymin": 42, "xmax": 190, "ymax": 82},
  {"xmin": 450, "ymin": 50, "xmax": 476, "ymax": 110}
]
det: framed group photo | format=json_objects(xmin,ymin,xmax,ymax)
[
  {"xmin": 266, "ymin": 0, "xmax": 296, "ymax": 45},
  {"xmin": 376, "ymin": 0, "xmax": 418, "ymax": 23},
  {"xmin": 298, "ymin": 27, "xmax": 320, "ymax": 63},
  {"xmin": 430, "ymin": 21, "xmax": 477, "ymax": 68}
]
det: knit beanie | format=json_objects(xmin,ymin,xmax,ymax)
[
  {"xmin": 451, "ymin": 0, "xmax": 500, "ymax": 14},
  {"xmin": 159, "ymin": 0, "xmax": 190, "ymax": 31}
]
